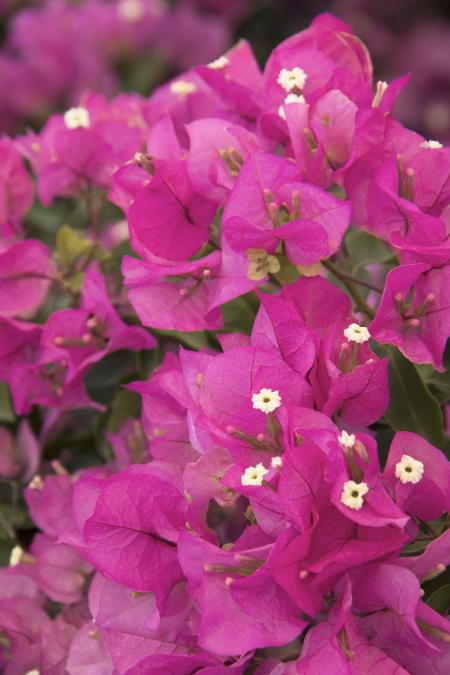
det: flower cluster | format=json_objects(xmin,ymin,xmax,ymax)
[
  {"xmin": 0, "ymin": 12, "xmax": 449, "ymax": 675},
  {"xmin": 0, "ymin": 0, "xmax": 238, "ymax": 133}
]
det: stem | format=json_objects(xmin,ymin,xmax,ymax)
[
  {"xmin": 322, "ymin": 259, "xmax": 376, "ymax": 319},
  {"xmin": 12, "ymin": 272, "xmax": 78, "ymax": 301},
  {"xmin": 325, "ymin": 261, "xmax": 383, "ymax": 293},
  {"xmin": 84, "ymin": 187, "xmax": 106, "ymax": 237}
]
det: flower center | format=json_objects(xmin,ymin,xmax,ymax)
[{"xmin": 251, "ymin": 388, "xmax": 282, "ymax": 414}]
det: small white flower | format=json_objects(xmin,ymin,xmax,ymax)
[
  {"xmin": 344, "ymin": 323, "xmax": 371, "ymax": 344},
  {"xmin": 341, "ymin": 480, "xmax": 369, "ymax": 510},
  {"xmin": 170, "ymin": 80, "xmax": 197, "ymax": 97},
  {"xmin": 241, "ymin": 463, "xmax": 269, "ymax": 486},
  {"xmin": 64, "ymin": 106, "xmax": 90, "ymax": 129},
  {"xmin": 9, "ymin": 545, "xmax": 24, "ymax": 567},
  {"xmin": 271, "ymin": 456, "xmax": 283, "ymax": 469},
  {"xmin": 252, "ymin": 388, "xmax": 282, "ymax": 414},
  {"xmin": 420, "ymin": 139, "xmax": 443, "ymax": 149},
  {"xmin": 395, "ymin": 454, "xmax": 424, "ymax": 484},
  {"xmin": 277, "ymin": 67, "xmax": 307, "ymax": 92},
  {"xmin": 118, "ymin": 0, "xmax": 144, "ymax": 22},
  {"xmin": 207, "ymin": 55, "xmax": 229, "ymax": 70},
  {"xmin": 338, "ymin": 430, "xmax": 356, "ymax": 449},
  {"xmin": 25, "ymin": 670, "xmax": 40, "ymax": 675},
  {"xmin": 278, "ymin": 93, "xmax": 306, "ymax": 119}
]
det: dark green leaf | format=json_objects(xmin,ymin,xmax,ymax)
[
  {"xmin": 401, "ymin": 541, "xmax": 430, "ymax": 555},
  {"xmin": 106, "ymin": 389, "xmax": 141, "ymax": 433},
  {"xmin": 381, "ymin": 346, "xmax": 445, "ymax": 448},
  {"xmin": 426, "ymin": 584, "xmax": 450, "ymax": 615},
  {"xmin": 101, "ymin": 239, "xmax": 136, "ymax": 275},
  {"xmin": 85, "ymin": 350, "xmax": 140, "ymax": 406},
  {"xmin": 425, "ymin": 370, "xmax": 450, "ymax": 404},
  {"xmin": 0, "ymin": 383, "xmax": 15, "ymax": 423},
  {"xmin": 222, "ymin": 294, "xmax": 258, "ymax": 334},
  {"xmin": 153, "ymin": 329, "xmax": 212, "ymax": 351},
  {"xmin": 346, "ymin": 229, "xmax": 393, "ymax": 273},
  {"xmin": 0, "ymin": 539, "xmax": 12, "ymax": 566}
]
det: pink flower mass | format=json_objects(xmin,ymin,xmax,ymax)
[{"xmin": 0, "ymin": 8, "xmax": 449, "ymax": 675}]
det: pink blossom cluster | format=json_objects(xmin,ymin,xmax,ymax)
[
  {"xmin": 0, "ymin": 12, "xmax": 449, "ymax": 675},
  {"xmin": 331, "ymin": 0, "xmax": 450, "ymax": 143},
  {"xmin": 0, "ymin": 0, "xmax": 238, "ymax": 133}
]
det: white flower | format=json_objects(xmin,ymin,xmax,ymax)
[
  {"xmin": 338, "ymin": 430, "xmax": 356, "ymax": 449},
  {"xmin": 241, "ymin": 463, "xmax": 269, "ymax": 486},
  {"xmin": 278, "ymin": 93, "xmax": 306, "ymax": 119},
  {"xmin": 420, "ymin": 139, "xmax": 443, "ymax": 149},
  {"xmin": 395, "ymin": 454, "xmax": 424, "ymax": 484},
  {"xmin": 340, "ymin": 480, "xmax": 369, "ymax": 510},
  {"xmin": 271, "ymin": 456, "xmax": 283, "ymax": 469},
  {"xmin": 252, "ymin": 388, "xmax": 282, "ymax": 414},
  {"xmin": 277, "ymin": 67, "xmax": 307, "ymax": 92},
  {"xmin": 64, "ymin": 106, "xmax": 90, "ymax": 129},
  {"xmin": 25, "ymin": 670, "xmax": 40, "ymax": 675},
  {"xmin": 118, "ymin": 0, "xmax": 144, "ymax": 22},
  {"xmin": 170, "ymin": 80, "xmax": 197, "ymax": 97},
  {"xmin": 207, "ymin": 55, "xmax": 229, "ymax": 70},
  {"xmin": 9, "ymin": 545, "xmax": 24, "ymax": 567},
  {"xmin": 344, "ymin": 323, "xmax": 371, "ymax": 344}
]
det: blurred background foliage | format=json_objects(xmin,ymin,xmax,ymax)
[{"xmin": 0, "ymin": 0, "xmax": 449, "ymax": 141}]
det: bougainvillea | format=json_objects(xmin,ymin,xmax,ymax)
[
  {"xmin": 0, "ymin": 11, "xmax": 449, "ymax": 675},
  {"xmin": 0, "ymin": 0, "xmax": 240, "ymax": 134}
]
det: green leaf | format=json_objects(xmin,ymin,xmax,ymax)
[
  {"xmin": 64, "ymin": 270, "xmax": 84, "ymax": 294},
  {"xmin": 328, "ymin": 184, "xmax": 346, "ymax": 200},
  {"xmin": 102, "ymin": 239, "xmax": 136, "ymax": 275},
  {"xmin": 425, "ymin": 370, "xmax": 450, "ymax": 404},
  {"xmin": 0, "ymin": 539, "xmax": 12, "ymax": 566},
  {"xmin": 345, "ymin": 229, "xmax": 393, "ymax": 273},
  {"xmin": 426, "ymin": 584, "xmax": 450, "ymax": 615},
  {"xmin": 0, "ymin": 383, "xmax": 15, "ymax": 423},
  {"xmin": 106, "ymin": 389, "xmax": 141, "ymax": 433},
  {"xmin": 55, "ymin": 224, "xmax": 93, "ymax": 268},
  {"xmin": 86, "ymin": 350, "xmax": 142, "ymax": 405},
  {"xmin": 275, "ymin": 256, "xmax": 300, "ymax": 286},
  {"xmin": 153, "ymin": 329, "xmax": 212, "ymax": 351},
  {"xmin": 222, "ymin": 294, "xmax": 259, "ymax": 334},
  {"xmin": 401, "ymin": 539, "xmax": 430, "ymax": 555},
  {"xmin": 0, "ymin": 503, "xmax": 34, "ymax": 543},
  {"xmin": 381, "ymin": 346, "xmax": 445, "ymax": 448}
]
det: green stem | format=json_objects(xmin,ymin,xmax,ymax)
[
  {"xmin": 326, "ymin": 262, "xmax": 383, "ymax": 293},
  {"xmin": 323, "ymin": 259, "xmax": 376, "ymax": 319}
]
